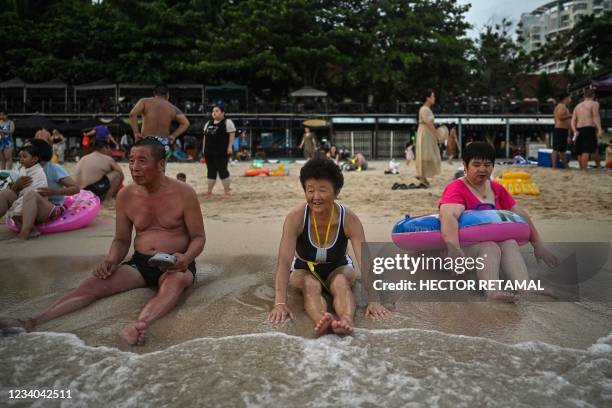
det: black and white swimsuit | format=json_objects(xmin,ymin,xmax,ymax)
[{"xmin": 292, "ymin": 203, "xmax": 353, "ymax": 282}]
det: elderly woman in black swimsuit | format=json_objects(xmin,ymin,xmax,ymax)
[{"xmin": 267, "ymin": 158, "xmax": 390, "ymax": 337}]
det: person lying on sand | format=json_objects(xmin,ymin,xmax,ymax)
[
  {"xmin": 267, "ymin": 158, "xmax": 390, "ymax": 337},
  {"xmin": 0, "ymin": 138, "xmax": 205, "ymax": 345}
]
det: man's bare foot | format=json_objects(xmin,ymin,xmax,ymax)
[
  {"xmin": 224, "ymin": 190, "xmax": 232, "ymax": 196},
  {"xmin": 487, "ymin": 291, "xmax": 520, "ymax": 303},
  {"xmin": 314, "ymin": 313, "xmax": 333, "ymax": 337},
  {"xmin": 203, "ymin": 192, "xmax": 213, "ymax": 197},
  {"xmin": 0, "ymin": 318, "xmax": 34, "ymax": 334},
  {"xmin": 120, "ymin": 321, "xmax": 147, "ymax": 345},
  {"xmin": 331, "ymin": 318, "xmax": 354, "ymax": 336}
]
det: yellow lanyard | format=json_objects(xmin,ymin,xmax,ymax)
[{"xmin": 312, "ymin": 204, "xmax": 334, "ymax": 248}]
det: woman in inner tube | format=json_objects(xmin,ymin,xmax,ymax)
[
  {"xmin": 267, "ymin": 158, "xmax": 390, "ymax": 336},
  {"xmin": 439, "ymin": 142, "xmax": 558, "ymax": 302}
]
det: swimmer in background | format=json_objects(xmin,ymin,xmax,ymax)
[
  {"xmin": 267, "ymin": 158, "xmax": 390, "ymax": 337},
  {"xmin": 176, "ymin": 172, "xmax": 186, "ymax": 182}
]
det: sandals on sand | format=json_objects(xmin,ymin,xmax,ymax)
[{"xmin": 392, "ymin": 182, "xmax": 429, "ymax": 190}]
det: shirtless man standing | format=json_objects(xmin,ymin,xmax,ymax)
[
  {"xmin": 74, "ymin": 141, "xmax": 124, "ymax": 202},
  {"xmin": 129, "ymin": 84, "xmax": 190, "ymax": 151},
  {"xmin": 0, "ymin": 138, "xmax": 205, "ymax": 345},
  {"xmin": 552, "ymin": 93, "xmax": 572, "ymax": 169},
  {"xmin": 571, "ymin": 89, "xmax": 604, "ymax": 171}
]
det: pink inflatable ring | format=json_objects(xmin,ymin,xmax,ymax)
[
  {"xmin": 392, "ymin": 207, "xmax": 530, "ymax": 252},
  {"xmin": 6, "ymin": 189, "xmax": 100, "ymax": 234}
]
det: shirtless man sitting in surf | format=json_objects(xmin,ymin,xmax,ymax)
[
  {"xmin": 0, "ymin": 138, "xmax": 205, "ymax": 345},
  {"xmin": 267, "ymin": 158, "xmax": 390, "ymax": 337}
]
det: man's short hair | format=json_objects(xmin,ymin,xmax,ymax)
[
  {"xmin": 299, "ymin": 158, "xmax": 344, "ymax": 193},
  {"xmin": 557, "ymin": 92, "xmax": 569, "ymax": 101},
  {"xmin": 27, "ymin": 138, "xmax": 53, "ymax": 162},
  {"xmin": 463, "ymin": 142, "xmax": 496, "ymax": 166},
  {"xmin": 584, "ymin": 88, "xmax": 595, "ymax": 98},
  {"xmin": 95, "ymin": 140, "xmax": 110, "ymax": 150},
  {"xmin": 212, "ymin": 104, "xmax": 225, "ymax": 113},
  {"xmin": 153, "ymin": 84, "xmax": 169, "ymax": 96},
  {"xmin": 133, "ymin": 137, "xmax": 166, "ymax": 161}
]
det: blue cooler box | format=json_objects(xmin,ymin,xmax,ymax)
[{"xmin": 538, "ymin": 148, "xmax": 571, "ymax": 168}]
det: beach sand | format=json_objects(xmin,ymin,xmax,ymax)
[{"xmin": 1, "ymin": 160, "xmax": 611, "ymax": 406}]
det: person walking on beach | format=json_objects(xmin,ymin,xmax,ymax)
[
  {"xmin": 51, "ymin": 129, "xmax": 66, "ymax": 163},
  {"xmin": 202, "ymin": 105, "xmax": 236, "ymax": 196},
  {"xmin": 74, "ymin": 140, "xmax": 124, "ymax": 202},
  {"xmin": 267, "ymin": 158, "xmax": 390, "ymax": 337},
  {"xmin": 84, "ymin": 125, "xmax": 119, "ymax": 150},
  {"xmin": 446, "ymin": 123, "xmax": 459, "ymax": 164},
  {"xmin": 571, "ymin": 89, "xmax": 603, "ymax": 171},
  {"xmin": 0, "ymin": 138, "xmax": 205, "ymax": 346},
  {"xmin": 299, "ymin": 127, "xmax": 317, "ymax": 159},
  {"xmin": 129, "ymin": 84, "xmax": 190, "ymax": 152},
  {"xmin": 34, "ymin": 127, "xmax": 52, "ymax": 145},
  {"xmin": 552, "ymin": 93, "xmax": 572, "ymax": 169},
  {"xmin": 415, "ymin": 90, "xmax": 441, "ymax": 188},
  {"xmin": 0, "ymin": 111, "xmax": 15, "ymax": 169}
]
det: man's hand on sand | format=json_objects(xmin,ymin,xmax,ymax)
[
  {"xmin": 166, "ymin": 253, "xmax": 190, "ymax": 273},
  {"xmin": 365, "ymin": 301, "xmax": 391, "ymax": 320},
  {"xmin": 94, "ymin": 260, "xmax": 117, "ymax": 279},
  {"xmin": 267, "ymin": 304, "xmax": 294, "ymax": 323}
]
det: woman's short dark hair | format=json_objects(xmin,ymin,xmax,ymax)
[
  {"xmin": 463, "ymin": 142, "xmax": 496, "ymax": 166},
  {"xmin": 27, "ymin": 138, "xmax": 53, "ymax": 162},
  {"xmin": 212, "ymin": 104, "xmax": 225, "ymax": 113},
  {"xmin": 423, "ymin": 89, "xmax": 434, "ymax": 102},
  {"xmin": 299, "ymin": 158, "xmax": 344, "ymax": 193}
]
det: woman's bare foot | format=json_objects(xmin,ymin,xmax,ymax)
[
  {"xmin": 224, "ymin": 190, "xmax": 232, "ymax": 196},
  {"xmin": 487, "ymin": 291, "xmax": 520, "ymax": 303},
  {"xmin": 0, "ymin": 318, "xmax": 35, "ymax": 334},
  {"xmin": 314, "ymin": 313, "xmax": 333, "ymax": 337},
  {"xmin": 203, "ymin": 191, "xmax": 213, "ymax": 197},
  {"xmin": 120, "ymin": 321, "xmax": 147, "ymax": 345},
  {"xmin": 331, "ymin": 318, "xmax": 354, "ymax": 336}
]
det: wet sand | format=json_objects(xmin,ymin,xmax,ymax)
[
  {"xmin": 1, "ymin": 161, "xmax": 611, "ymax": 352},
  {"xmin": 1, "ymin": 161, "xmax": 611, "ymax": 407}
]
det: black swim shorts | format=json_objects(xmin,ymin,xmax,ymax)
[
  {"xmin": 552, "ymin": 128, "xmax": 569, "ymax": 152},
  {"xmin": 85, "ymin": 175, "xmax": 111, "ymax": 200},
  {"xmin": 576, "ymin": 127, "xmax": 597, "ymax": 155},
  {"xmin": 122, "ymin": 251, "xmax": 196, "ymax": 287},
  {"xmin": 291, "ymin": 255, "xmax": 353, "ymax": 283}
]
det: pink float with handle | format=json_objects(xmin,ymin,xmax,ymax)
[
  {"xmin": 391, "ymin": 204, "xmax": 531, "ymax": 252},
  {"xmin": 6, "ymin": 189, "xmax": 100, "ymax": 234}
]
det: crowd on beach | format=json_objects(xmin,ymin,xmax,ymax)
[{"xmin": 0, "ymin": 85, "xmax": 609, "ymax": 345}]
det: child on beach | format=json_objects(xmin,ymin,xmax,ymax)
[
  {"xmin": 7, "ymin": 144, "xmax": 48, "ymax": 219},
  {"xmin": 405, "ymin": 140, "xmax": 415, "ymax": 166}
]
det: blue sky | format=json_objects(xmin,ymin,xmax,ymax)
[{"xmin": 458, "ymin": 0, "xmax": 545, "ymax": 37}]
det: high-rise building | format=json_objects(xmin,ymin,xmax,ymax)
[{"xmin": 517, "ymin": 0, "xmax": 611, "ymax": 73}]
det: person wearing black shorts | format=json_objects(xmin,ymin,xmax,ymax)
[
  {"xmin": 552, "ymin": 93, "xmax": 572, "ymax": 169},
  {"xmin": 571, "ymin": 89, "xmax": 604, "ymax": 170},
  {"xmin": 202, "ymin": 105, "xmax": 236, "ymax": 196}
]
